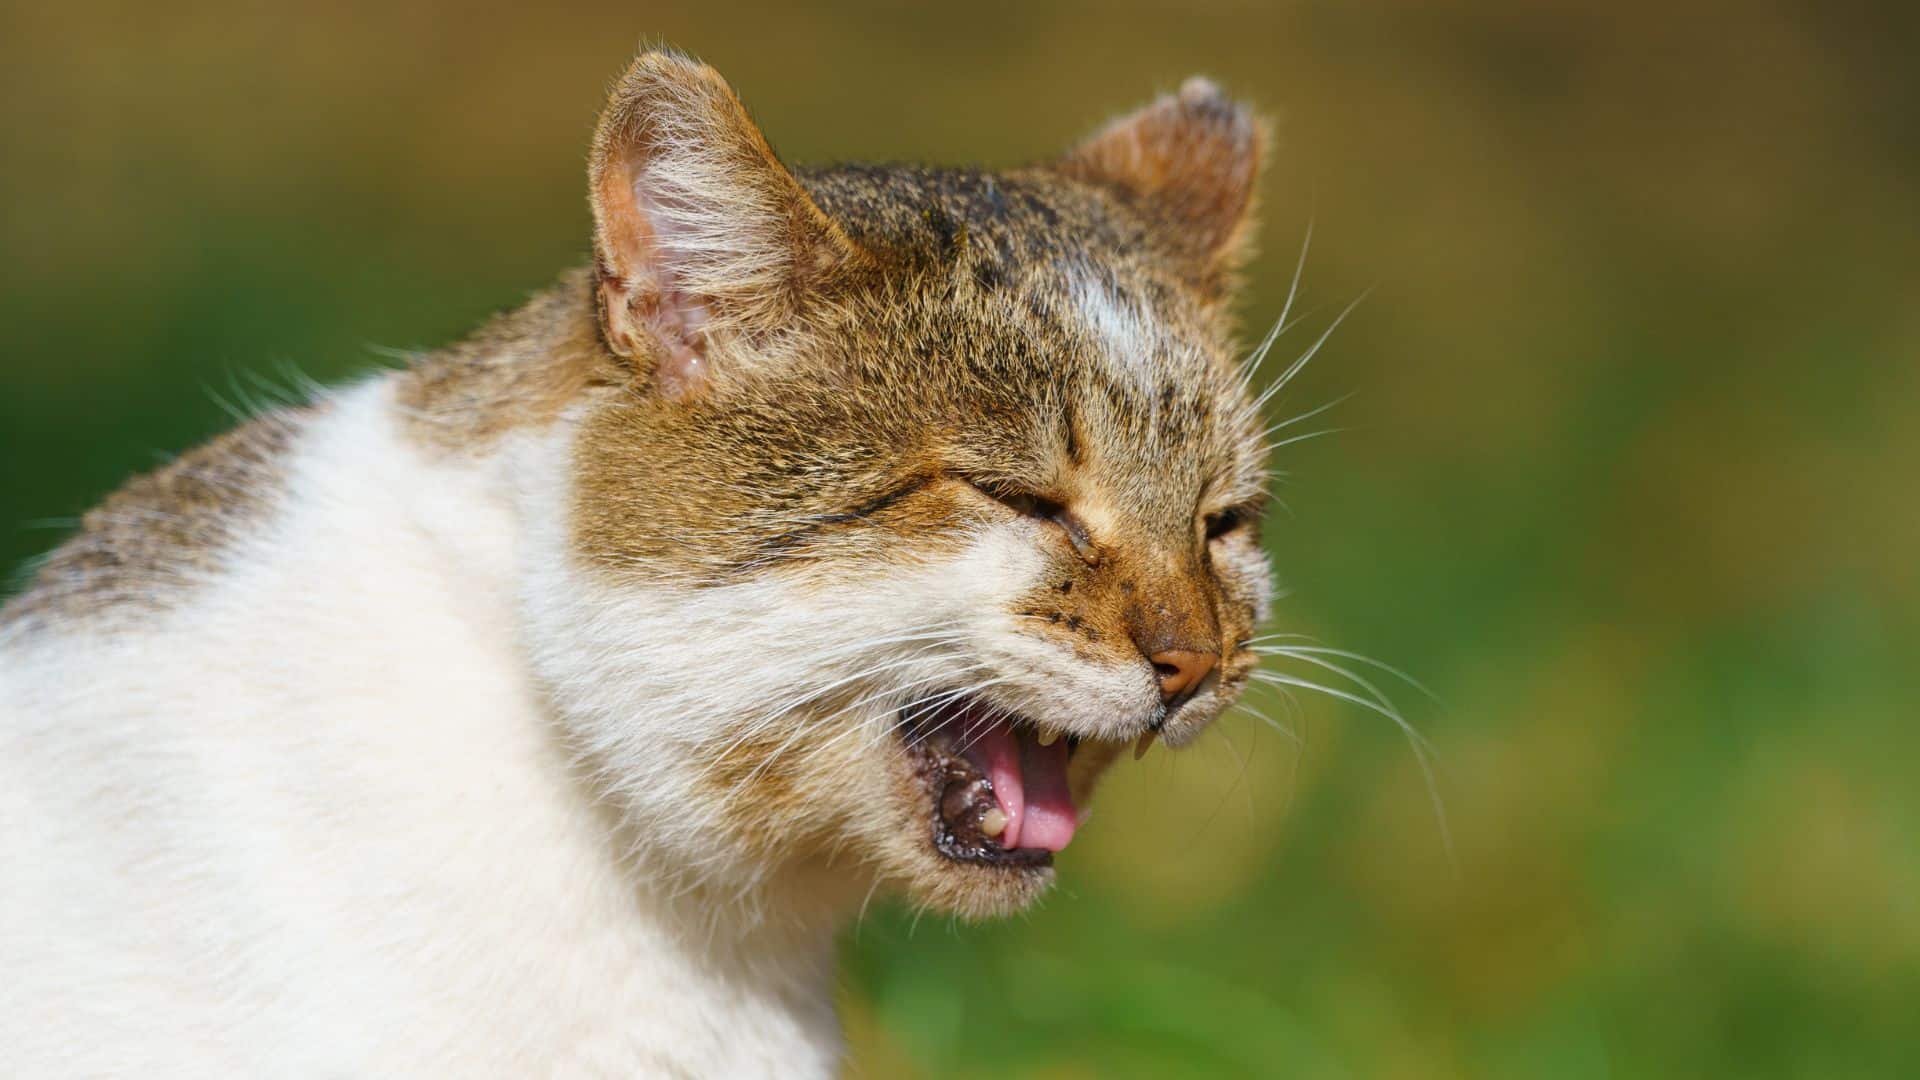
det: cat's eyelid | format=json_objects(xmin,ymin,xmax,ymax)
[
  {"xmin": 1202, "ymin": 498, "xmax": 1263, "ymax": 540},
  {"xmin": 963, "ymin": 476, "xmax": 1099, "ymax": 564},
  {"xmin": 966, "ymin": 477, "xmax": 1063, "ymax": 518}
]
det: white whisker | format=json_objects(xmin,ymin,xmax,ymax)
[
  {"xmin": 1249, "ymin": 667, "xmax": 1453, "ymax": 867},
  {"xmin": 1252, "ymin": 289, "xmax": 1370, "ymax": 414},
  {"xmin": 1252, "ymin": 644, "xmax": 1443, "ymax": 706}
]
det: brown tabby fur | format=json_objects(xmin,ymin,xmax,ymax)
[{"xmin": 4, "ymin": 50, "xmax": 1280, "ymax": 919}]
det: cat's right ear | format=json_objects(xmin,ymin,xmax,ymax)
[
  {"xmin": 587, "ymin": 51, "xmax": 867, "ymax": 399},
  {"xmin": 1057, "ymin": 77, "xmax": 1267, "ymax": 303}
]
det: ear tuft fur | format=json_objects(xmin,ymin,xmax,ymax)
[
  {"xmin": 1058, "ymin": 77, "xmax": 1267, "ymax": 296},
  {"xmin": 588, "ymin": 50, "xmax": 866, "ymax": 397}
]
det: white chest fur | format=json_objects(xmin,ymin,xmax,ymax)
[{"xmin": 0, "ymin": 380, "xmax": 845, "ymax": 1077}]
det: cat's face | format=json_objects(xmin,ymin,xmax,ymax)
[{"xmin": 558, "ymin": 52, "xmax": 1272, "ymax": 917}]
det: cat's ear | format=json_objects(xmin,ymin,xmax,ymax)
[
  {"xmin": 588, "ymin": 51, "xmax": 867, "ymax": 398},
  {"xmin": 1057, "ymin": 77, "xmax": 1267, "ymax": 297}
]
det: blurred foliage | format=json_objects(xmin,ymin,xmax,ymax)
[{"xmin": 4, "ymin": 1, "xmax": 1916, "ymax": 1076}]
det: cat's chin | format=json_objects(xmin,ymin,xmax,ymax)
[{"xmin": 877, "ymin": 691, "xmax": 1130, "ymax": 918}]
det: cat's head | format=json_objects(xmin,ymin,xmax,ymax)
[{"xmin": 545, "ymin": 51, "xmax": 1274, "ymax": 918}]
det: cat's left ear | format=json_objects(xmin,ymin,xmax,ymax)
[
  {"xmin": 588, "ymin": 50, "xmax": 869, "ymax": 398},
  {"xmin": 1057, "ymin": 77, "xmax": 1267, "ymax": 299}
]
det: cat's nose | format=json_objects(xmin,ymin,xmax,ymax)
[{"xmin": 1150, "ymin": 648, "xmax": 1217, "ymax": 704}]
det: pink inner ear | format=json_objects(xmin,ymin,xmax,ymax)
[
  {"xmin": 633, "ymin": 182, "xmax": 716, "ymax": 399},
  {"xmin": 650, "ymin": 289, "xmax": 711, "ymax": 399},
  {"xmin": 591, "ymin": 52, "xmax": 866, "ymax": 397},
  {"xmin": 597, "ymin": 157, "xmax": 719, "ymax": 399}
]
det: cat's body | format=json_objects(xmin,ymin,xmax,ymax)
[
  {"xmin": 2, "ymin": 372, "xmax": 845, "ymax": 1075},
  {"xmin": 2, "ymin": 52, "xmax": 1278, "ymax": 1075}
]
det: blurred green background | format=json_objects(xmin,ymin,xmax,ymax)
[{"xmin": 4, "ymin": 2, "xmax": 1916, "ymax": 1076}]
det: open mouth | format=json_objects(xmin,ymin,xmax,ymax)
[{"xmin": 898, "ymin": 693, "xmax": 1087, "ymax": 868}]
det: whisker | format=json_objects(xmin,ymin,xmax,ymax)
[
  {"xmin": 1248, "ymin": 668, "xmax": 1454, "ymax": 867},
  {"xmin": 1235, "ymin": 700, "xmax": 1306, "ymax": 815},
  {"xmin": 1275, "ymin": 218, "xmax": 1313, "ymax": 347},
  {"xmin": 696, "ymin": 635, "xmax": 974, "ymax": 788},
  {"xmin": 1236, "ymin": 219, "xmax": 1315, "ymax": 391},
  {"xmin": 1229, "ymin": 699, "xmax": 1300, "ymax": 747},
  {"xmin": 1257, "ymin": 393, "xmax": 1352, "ymax": 441},
  {"xmin": 821, "ymin": 675, "xmax": 1022, "ymax": 771},
  {"xmin": 1254, "ymin": 427, "xmax": 1345, "ymax": 459},
  {"xmin": 718, "ymin": 668, "xmax": 974, "ymax": 800},
  {"xmin": 1252, "ymin": 644, "xmax": 1444, "ymax": 706},
  {"xmin": 1252, "ymin": 289, "xmax": 1370, "ymax": 414},
  {"xmin": 1250, "ymin": 664, "xmax": 1435, "ymax": 760},
  {"xmin": 1184, "ymin": 721, "xmax": 1257, "ymax": 845}
]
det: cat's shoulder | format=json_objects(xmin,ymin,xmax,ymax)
[{"xmin": 0, "ymin": 402, "xmax": 322, "ymax": 636}]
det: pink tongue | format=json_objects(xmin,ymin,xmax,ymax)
[
  {"xmin": 969, "ymin": 721, "xmax": 1025, "ymax": 849},
  {"xmin": 961, "ymin": 717, "xmax": 1078, "ymax": 853},
  {"xmin": 1017, "ymin": 735, "xmax": 1078, "ymax": 852}
]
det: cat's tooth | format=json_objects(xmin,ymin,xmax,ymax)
[
  {"xmin": 1133, "ymin": 729, "xmax": 1159, "ymax": 760},
  {"xmin": 980, "ymin": 808, "xmax": 1008, "ymax": 839},
  {"xmin": 1035, "ymin": 726, "xmax": 1060, "ymax": 747}
]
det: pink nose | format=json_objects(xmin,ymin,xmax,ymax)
[{"xmin": 1150, "ymin": 648, "xmax": 1217, "ymax": 704}]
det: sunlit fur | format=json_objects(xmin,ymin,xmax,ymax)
[{"xmin": 0, "ymin": 50, "xmax": 1277, "ymax": 1073}]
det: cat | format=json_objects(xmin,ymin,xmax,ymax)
[{"xmin": 0, "ymin": 49, "xmax": 1277, "ymax": 1076}]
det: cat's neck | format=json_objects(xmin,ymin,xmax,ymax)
[
  {"xmin": 405, "ymin": 344, "xmax": 862, "ymax": 1068},
  {"xmin": 389, "ymin": 304, "xmax": 870, "ymax": 1065},
  {"xmin": 386, "ymin": 282, "xmax": 869, "ymax": 960}
]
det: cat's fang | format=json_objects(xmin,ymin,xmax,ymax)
[
  {"xmin": 1133, "ymin": 729, "xmax": 1158, "ymax": 760},
  {"xmin": 980, "ymin": 808, "xmax": 1008, "ymax": 838},
  {"xmin": 1034, "ymin": 726, "xmax": 1060, "ymax": 747}
]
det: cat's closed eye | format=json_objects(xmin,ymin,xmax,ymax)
[
  {"xmin": 1203, "ymin": 505, "xmax": 1252, "ymax": 541},
  {"xmin": 963, "ymin": 477, "xmax": 1099, "ymax": 562},
  {"xmin": 967, "ymin": 478, "xmax": 1065, "ymax": 523}
]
